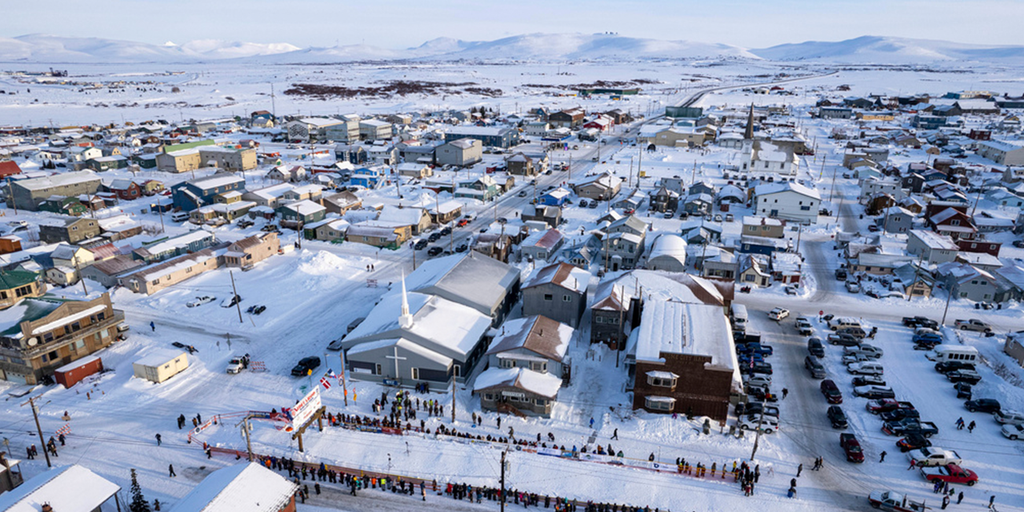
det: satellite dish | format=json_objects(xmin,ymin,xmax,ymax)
[{"xmin": 27, "ymin": 337, "xmax": 38, "ymax": 346}]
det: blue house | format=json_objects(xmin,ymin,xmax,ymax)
[
  {"xmin": 350, "ymin": 167, "xmax": 383, "ymax": 189},
  {"xmin": 738, "ymin": 235, "xmax": 789, "ymax": 256},
  {"xmin": 444, "ymin": 126, "xmax": 520, "ymax": 149},
  {"xmin": 913, "ymin": 114, "xmax": 946, "ymax": 130},
  {"xmin": 171, "ymin": 174, "xmax": 246, "ymax": 211},
  {"xmin": 539, "ymin": 187, "xmax": 571, "ymax": 207}
]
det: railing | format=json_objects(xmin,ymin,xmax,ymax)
[{"xmin": 23, "ymin": 310, "xmax": 126, "ymax": 359}]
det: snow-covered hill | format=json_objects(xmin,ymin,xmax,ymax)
[
  {"xmin": 752, "ymin": 35, "xmax": 1024, "ymax": 64},
  {"xmin": 3, "ymin": 33, "xmax": 1024, "ymax": 65}
]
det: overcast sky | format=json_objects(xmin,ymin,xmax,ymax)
[{"xmin": 3, "ymin": 0, "xmax": 1022, "ymax": 49}]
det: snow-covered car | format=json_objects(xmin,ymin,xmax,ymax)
[
  {"xmin": 187, "ymin": 296, "xmax": 215, "ymax": 308},
  {"xmin": 221, "ymin": 294, "xmax": 242, "ymax": 308},
  {"xmin": 844, "ymin": 344, "xmax": 883, "ymax": 359},
  {"xmin": 993, "ymin": 409, "xmax": 1024, "ymax": 425},
  {"xmin": 907, "ymin": 448, "xmax": 962, "ymax": 467},
  {"xmin": 868, "ymin": 490, "xmax": 925, "ymax": 512},
  {"xmin": 743, "ymin": 374, "xmax": 772, "ymax": 390},
  {"xmin": 738, "ymin": 415, "xmax": 778, "ymax": 434},
  {"xmin": 795, "ymin": 318, "xmax": 813, "ymax": 335},
  {"xmin": 842, "ymin": 352, "xmax": 873, "ymax": 365},
  {"xmin": 226, "ymin": 356, "xmax": 245, "ymax": 374},
  {"xmin": 852, "ymin": 375, "xmax": 886, "ymax": 387},
  {"xmin": 853, "ymin": 385, "xmax": 895, "ymax": 399},
  {"xmin": 768, "ymin": 308, "xmax": 789, "ymax": 321},
  {"xmin": 1001, "ymin": 424, "xmax": 1024, "ymax": 440}
]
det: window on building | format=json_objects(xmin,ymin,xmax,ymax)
[
  {"xmin": 43, "ymin": 332, "xmax": 54, "ymax": 343},
  {"xmin": 531, "ymin": 361, "xmax": 548, "ymax": 373},
  {"xmin": 411, "ymin": 368, "xmax": 419, "ymax": 380},
  {"xmin": 644, "ymin": 397, "xmax": 675, "ymax": 412},
  {"xmin": 562, "ymin": 295, "xmax": 572, "ymax": 302},
  {"xmin": 375, "ymin": 364, "xmax": 382, "ymax": 375},
  {"xmin": 595, "ymin": 316, "xmax": 604, "ymax": 324},
  {"xmin": 485, "ymin": 393, "xmax": 493, "ymax": 400},
  {"xmin": 535, "ymin": 398, "xmax": 547, "ymax": 406},
  {"xmin": 453, "ymin": 365, "xmax": 461, "ymax": 377},
  {"xmin": 500, "ymin": 359, "xmax": 515, "ymax": 369},
  {"xmin": 647, "ymin": 373, "xmax": 678, "ymax": 388},
  {"xmin": 544, "ymin": 294, "xmax": 553, "ymax": 301},
  {"xmin": 800, "ymin": 206, "xmax": 811, "ymax": 211}
]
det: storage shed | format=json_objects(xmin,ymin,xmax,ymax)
[
  {"xmin": 133, "ymin": 350, "xmax": 188, "ymax": 383},
  {"xmin": 54, "ymin": 355, "xmax": 103, "ymax": 388}
]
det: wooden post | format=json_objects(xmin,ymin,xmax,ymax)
[
  {"xmin": 229, "ymin": 270, "xmax": 243, "ymax": 324},
  {"xmin": 22, "ymin": 396, "xmax": 51, "ymax": 468}
]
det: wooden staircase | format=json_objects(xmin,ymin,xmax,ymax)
[{"xmin": 497, "ymin": 402, "xmax": 527, "ymax": 418}]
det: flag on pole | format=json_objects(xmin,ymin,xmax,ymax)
[{"xmin": 320, "ymin": 375, "xmax": 332, "ymax": 390}]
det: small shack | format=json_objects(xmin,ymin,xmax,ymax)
[
  {"xmin": 54, "ymin": 355, "xmax": 103, "ymax": 388},
  {"xmin": 133, "ymin": 350, "xmax": 188, "ymax": 383}
]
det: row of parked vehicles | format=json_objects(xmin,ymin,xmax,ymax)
[{"xmin": 730, "ymin": 305, "xmax": 782, "ymax": 434}]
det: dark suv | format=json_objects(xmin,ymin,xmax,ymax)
[
  {"xmin": 291, "ymin": 356, "xmax": 321, "ymax": 376},
  {"xmin": 827, "ymin": 405, "xmax": 848, "ymax": 429},
  {"xmin": 808, "ymin": 337, "xmax": 825, "ymax": 358},
  {"xmin": 964, "ymin": 399, "xmax": 1001, "ymax": 413},
  {"xmin": 820, "ymin": 379, "xmax": 843, "ymax": 404},
  {"xmin": 935, "ymin": 361, "xmax": 975, "ymax": 374}
]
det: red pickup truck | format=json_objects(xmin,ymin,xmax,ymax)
[{"xmin": 921, "ymin": 464, "xmax": 978, "ymax": 486}]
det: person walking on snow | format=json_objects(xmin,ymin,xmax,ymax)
[
  {"xmin": 589, "ymin": 417, "xmax": 595, "ymax": 429},
  {"xmin": 796, "ymin": 464, "xmax": 803, "ymax": 477},
  {"xmin": 168, "ymin": 464, "xmax": 176, "ymax": 477},
  {"xmin": 150, "ymin": 321, "xmax": 155, "ymax": 332},
  {"xmin": 879, "ymin": 451, "xmax": 886, "ymax": 462},
  {"xmin": 155, "ymin": 433, "xmax": 161, "ymax": 446},
  {"xmin": 968, "ymin": 420, "xmax": 976, "ymax": 433},
  {"xmin": 612, "ymin": 428, "xmax": 618, "ymax": 440},
  {"xmin": 956, "ymin": 417, "xmax": 965, "ymax": 430}
]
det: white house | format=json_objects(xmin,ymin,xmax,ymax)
[
  {"xmin": 752, "ymin": 181, "xmax": 821, "ymax": 224},
  {"xmin": 743, "ymin": 141, "xmax": 799, "ymax": 176}
]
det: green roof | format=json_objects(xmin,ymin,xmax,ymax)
[
  {"xmin": 0, "ymin": 270, "xmax": 40, "ymax": 291},
  {"xmin": 164, "ymin": 139, "xmax": 216, "ymax": 153},
  {"xmin": 0, "ymin": 298, "xmax": 63, "ymax": 337}
]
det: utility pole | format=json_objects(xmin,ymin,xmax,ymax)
[
  {"xmin": 500, "ymin": 449, "xmax": 507, "ymax": 512},
  {"xmin": 795, "ymin": 223, "xmax": 803, "ymax": 253},
  {"xmin": 451, "ymin": 376, "xmax": 456, "ymax": 423},
  {"xmin": 628, "ymin": 156, "xmax": 634, "ymax": 188},
  {"xmin": 940, "ymin": 284, "xmax": 955, "ymax": 327},
  {"xmin": 6, "ymin": 180, "xmax": 16, "ymax": 214},
  {"xmin": 236, "ymin": 415, "xmax": 254, "ymax": 461},
  {"xmin": 229, "ymin": 270, "xmax": 243, "ymax": 323},
  {"xmin": 340, "ymin": 351, "xmax": 348, "ymax": 406},
  {"xmin": 749, "ymin": 412, "xmax": 765, "ymax": 461},
  {"xmin": 22, "ymin": 396, "xmax": 51, "ymax": 468}
]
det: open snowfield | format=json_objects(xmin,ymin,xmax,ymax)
[{"xmin": 1, "ymin": 45, "xmax": 1024, "ymax": 511}]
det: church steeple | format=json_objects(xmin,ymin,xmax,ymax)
[
  {"xmin": 744, "ymin": 103, "xmax": 755, "ymax": 140},
  {"xmin": 399, "ymin": 272, "xmax": 414, "ymax": 329}
]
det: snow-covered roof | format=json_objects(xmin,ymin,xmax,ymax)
[
  {"xmin": 282, "ymin": 199, "xmax": 325, "ymax": 216},
  {"xmin": 525, "ymin": 262, "xmax": 589, "ymax": 293},
  {"xmin": 13, "ymin": 170, "xmax": 98, "ymax": 191},
  {"xmin": 473, "ymin": 367, "xmax": 562, "ymax": 399},
  {"xmin": 134, "ymin": 348, "xmax": 187, "ymax": 367},
  {"xmin": 486, "ymin": 315, "xmax": 572, "ymax": 362},
  {"xmin": 909, "ymin": 229, "xmax": 958, "ymax": 251},
  {"xmin": 634, "ymin": 301, "xmax": 736, "ymax": 374},
  {"xmin": 0, "ymin": 464, "xmax": 120, "ymax": 512},
  {"xmin": 189, "ymin": 173, "xmax": 245, "ymax": 190},
  {"xmin": 405, "ymin": 253, "xmax": 519, "ymax": 317},
  {"xmin": 347, "ymin": 337, "xmax": 453, "ymax": 367},
  {"xmin": 377, "ymin": 206, "xmax": 426, "ymax": 226},
  {"xmin": 754, "ymin": 181, "xmax": 821, "ymax": 200},
  {"xmin": 169, "ymin": 462, "xmax": 298, "ymax": 512},
  {"xmin": 647, "ymin": 234, "xmax": 688, "ymax": 261}
]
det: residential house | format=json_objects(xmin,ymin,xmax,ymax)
[
  {"xmin": 222, "ymin": 232, "xmax": 280, "ymax": 270},
  {"xmin": 243, "ymin": 183, "xmax": 296, "ymax": 209},
  {"xmin": 742, "ymin": 216, "xmax": 785, "ymax": 239},
  {"xmin": 198, "ymin": 145, "xmax": 257, "ymax": 172},
  {"xmin": 266, "ymin": 165, "xmax": 307, "ymax": 183},
  {"xmin": 444, "ymin": 126, "xmax": 519, "ymax": 149},
  {"xmin": 287, "ymin": 117, "xmax": 345, "ymax": 142},
  {"xmin": 366, "ymin": 142, "xmax": 398, "ymax": 165},
  {"xmin": 0, "ymin": 465, "xmax": 120, "ymax": 511},
  {"xmin": 405, "ymin": 252, "xmax": 521, "ymax": 327},
  {"xmin": 928, "ymin": 207, "xmax": 977, "ymax": 241},
  {"xmin": 743, "ymin": 141, "xmax": 799, "ymax": 176},
  {"xmin": 539, "ymin": 187, "xmax": 571, "ymax": 207},
  {"xmin": 627, "ymin": 301, "xmax": 738, "ymax": 421},
  {"xmin": 429, "ymin": 201, "xmax": 463, "ymax": 225},
  {"xmin": 700, "ymin": 249, "xmax": 738, "ymax": 281},
  {"xmin": 79, "ymin": 255, "xmax": 144, "ymax": 288},
  {"xmin": 279, "ymin": 200, "xmax": 326, "ymax": 227},
  {"xmin": 307, "ymin": 219, "xmax": 349, "ymax": 242},
  {"xmin": 323, "ymin": 191, "xmax": 362, "ymax": 215},
  {"xmin": 455, "ymin": 175, "xmax": 499, "ymax": 202},
  {"xmin": 171, "ymin": 173, "xmax": 246, "ymax": 211},
  {"xmin": 132, "ymin": 230, "xmax": 216, "ymax": 263},
  {"xmin": 107, "ymin": 178, "xmax": 142, "ymax": 201},
  {"xmin": 752, "ymin": 181, "xmax": 821, "ymax": 224},
  {"xmin": 9, "ymin": 171, "xmax": 102, "ymax": 211},
  {"xmin": 645, "ymin": 234, "xmax": 687, "ymax": 273},
  {"xmin": 436, "ymin": 138, "xmax": 483, "ymax": 167},
  {"xmin": 520, "ymin": 229, "xmax": 565, "ymax": 263},
  {"xmin": 907, "ymin": 229, "xmax": 959, "ymax": 264},
  {"xmin": 940, "ymin": 263, "xmax": 1002, "ymax": 302},
  {"xmin": 878, "ymin": 206, "xmax": 914, "ymax": 234},
  {"xmin": 737, "ymin": 253, "xmax": 771, "ymax": 287},
  {"xmin": 122, "ymin": 247, "xmax": 222, "ymax": 295},
  {"xmin": 648, "ymin": 185, "xmax": 680, "ymax": 213},
  {"xmin": 376, "ymin": 206, "xmax": 432, "ymax": 236},
  {"xmin": 977, "ymin": 140, "xmax": 1024, "ymax": 166},
  {"xmin": 0, "ymin": 235, "xmax": 22, "ymax": 255},
  {"xmin": 350, "ymin": 167, "xmax": 384, "ymax": 189},
  {"xmin": 396, "ymin": 163, "xmax": 432, "ymax": 179},
  {"xmin": 505, "ymin": 153, "xmax": 540, "ymax": 177},
  {"xmin": 572, "ymin": 172, "xmax": 622, "ymax": 200},
  {"xmin": 653, "ymin": 126, "xmax": 707, "ymax": 148},
  {"xmin": 358, "ymin": 119, "xmax": 392, "ymax": 141},
  {"xmin": 847, "ymin": 252, "xmax": 915, "ymax": 275},
  {"xmin": 38, "ymin": 217, "xmax": 101, "ymax": 244},
  {"xmin": 548, "ymin": 108, "xmax": 585, "ymax": 129},
  {"xmin": 957, "ymin": 238, "xmax": 1001, "ymax": 257},
  {"xmin": 521, "ymin": 205, "xmax": 562, "ymax": 228},
  {"xmin": 589, "ymin": 280, "xmax": 630, "ymax": 347},
  {"xmin": 475, "ymin": 315, "xmax": 571, "ymax": 417},
  {"xmin": 522, "ymin": 262, "xmax": 589, "ymax": 328},
  {"xmin": 346, "ymin": 224, "xmax": 410, "ymax": 249},
  {"xmin": 0, "ymin": 293, "xmax": 123, "ymax": 384}
]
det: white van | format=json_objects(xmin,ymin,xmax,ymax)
[
  {"xmin": 828, "ymin": 317, "xmax": 863, "ymax": 331},
  {"xmin": 731, "ymin": 304, "xmax": 748, "ymax": 331},
  {"xmin": 925, "ymin": 344, "xmax": 979, "ymax": 363},
  {"xmin": 170, "ymin": 211, "xmax": 190, "ymax": 222}
]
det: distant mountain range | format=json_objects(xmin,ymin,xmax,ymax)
[{"xmin": 1, "ymin": 33, "xmax": 1022, "ymax": 65}]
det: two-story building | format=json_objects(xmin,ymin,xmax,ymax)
[
  {"xmin": 752, "ymin": 181, "xmax": 821, "ymax": 224},
  {"xmin": 9, "ymin": 171, "xmax": 102, "ymax": 211},
  {"xmin": 38, "ymin": 217, "xmax": 101, "ymax": 244},
  {"xmin": 171, "ymin": 174, "xmax": 247, "ymax": 211},
  {"xmin": 436, "ymin": 139, "xmax": 483, "ymax": 167},
  {"xmin": 522, "ymin": 262, "xmax": 589, "ymax": 328},
  {"xmin": 0, "ymin": 293, "xmax": 124, "ymax": 385}
]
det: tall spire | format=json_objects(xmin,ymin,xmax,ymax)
[
  {"xmin": 399, "ymin": 271, "xmax": 413, "ymax": 329},
  {"xmin": 744, "ymin": 103, "xmax": 755, "ymax": 140}
]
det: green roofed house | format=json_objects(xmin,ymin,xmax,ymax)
[
  {"xmin": 0, "ymin": 268, "xmax": 47, "ymax": 310},
  {"xmin": 0, "ymin": 293, "xmax": 124, "ymax": 385}
]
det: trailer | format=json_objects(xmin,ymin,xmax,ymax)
[{"xmin": 53, "ymin": 355, "xmax": 103, "ymax": 388}]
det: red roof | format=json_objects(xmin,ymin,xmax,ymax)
[{"xmin": 0, "ymin": 161, "xmax": 22, "ymax": 178}]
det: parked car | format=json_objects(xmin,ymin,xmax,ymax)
[
  {"xmin": 737, "ymin": 402, "xmax": 779, "ymax": 419},
  {"xmin": 738, "ymin": 415, "xmax": 778, "ymax": 434},
  {"xmin": 413, "ymin": 239, "xmax": 429, "ymax": 250},
  {"xmin": 837, "ymin": 326, "xmax": 867, "ymax": 339},
  {"xmin": 427, "ymin": 232, "xmax": 441, "ymax": 242},
  {"xmin": 854, "ymin": 385, "xmax": 896, "ymax": 399},
  {"xmin": 946, "ymin": 370, "xmax": 982, "ymax": 385},
  {"xmin": 880, "ymin": 408, "xmax": 920, "ymax": 423},
  {"xmin": 743, "ymin": 361, "xmax": 773, "ymax": 375},
  {"xmin": 220, "ymin": 294, "xmax": 242, "ymax": 308},
  {"xmin": 907, "ymin": 448, "xmax": 962, "ymax": 468},
  {"xmin": 852, "ymin": 375, "xmax": 886, "ymax": 387},
  {"xmin": 866, "ymin": 399, "xmax": 914, "ymax": 415},
  {"xmin": 847, "ymin": 362, "xmax": 884, "ymax": 376},
  {"xmin": 902, "ymin": 316, "xmax": 939, "ymax": 330},
  {"xmin": 1001, "ymin": 423, "xmax": 1024, "ymax": 440},
  {"xmin": 845, "ymin": 280, "xmax": 861, "ymax": 293},
  {"xmin": 993, "ymin": 409, "xmax": 1024, "ymax": 426},
  {"xmin": 827, "ymin": 405, "xmax": 849, "ymax": 429},
  {"xmin": 883, "ymin": 420, "xmax": 939, "ymax": 438},
  {"xmin": 964, "ymin": 399, "xmax": 1001, "ymax": 414},
  {"xmin": 835, "ymin": 268, "xmax": 848, "ymax": 281},
  {"xmin": 795, "ymin": 318, "xmax": 813, "ymax": 335},
  {"xmin": 920, "ymin": 464, "xmax": 978, "ymax": 486},
  {"xmin": 840, "ymin": 433, "xmax": 865, "ymax": 463},
  {"xmin": 768, "ymin": 307, "xmax": 789, "ymax": 321},
  {"xmin": 743, "ymin": 375, "xmax": 772, "ymax": 391},
  {"xmin": 187, "ymin": 296, "xmax": 215, "ymax": 308},
  {"xmin": 806, "ymin": 356, "xmax": 826, "ymax": 379},
  {"xmin": 935, "ymin": 361, "xmax": 975, "ymax": 374},
  {"xmin": 237, "ymin": 218, "xmax": 254, "ymax": 228},
  {"xmin": 869, "ymin": 490, "xmax": 923, "ymax": 512},
  {"xmin": 842, "ymin": 352, "xmax": 873, "ymax": 365},
  {"xmin": 897, "ymin": 434, "xmax": 932, "ymax": 452},
  {"xmin": 820, "ymin": 379, "xmax": 843, "ymax": 403},
  {"xmin": 226, "ymin": 356, "xmax": 245, "ymax": 374},
  {"xmin": 845, "ymin": 344, "xmax": 883, "ymax": 359},
  {"xmin": 290, "ymin": 356, "xmax": 321, "ymax": 377},
  {"xmin": 954, "ymin": 382, "xmax": 973, "ymax": 399},
  {"xmin": 455, "ymin": 243, "xmax": 468, "ymax": 253},
  {"xmin": 954, "ymin": 319, "xmax": 992, "ymax": 333},
  {"xmin": 808, "ymin": 337, "xmax": 825, "ymax": 358},
  {"xmin": 827, "ymin": 333, "xmax": 861, "ymax": 346},
  {"xmin": 578, "ymin": 200, "xmax": 588, "ymax": 208},
  {"xmin": 427, "ymin": 246, "xmax": 444, "ymax": 257}
]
